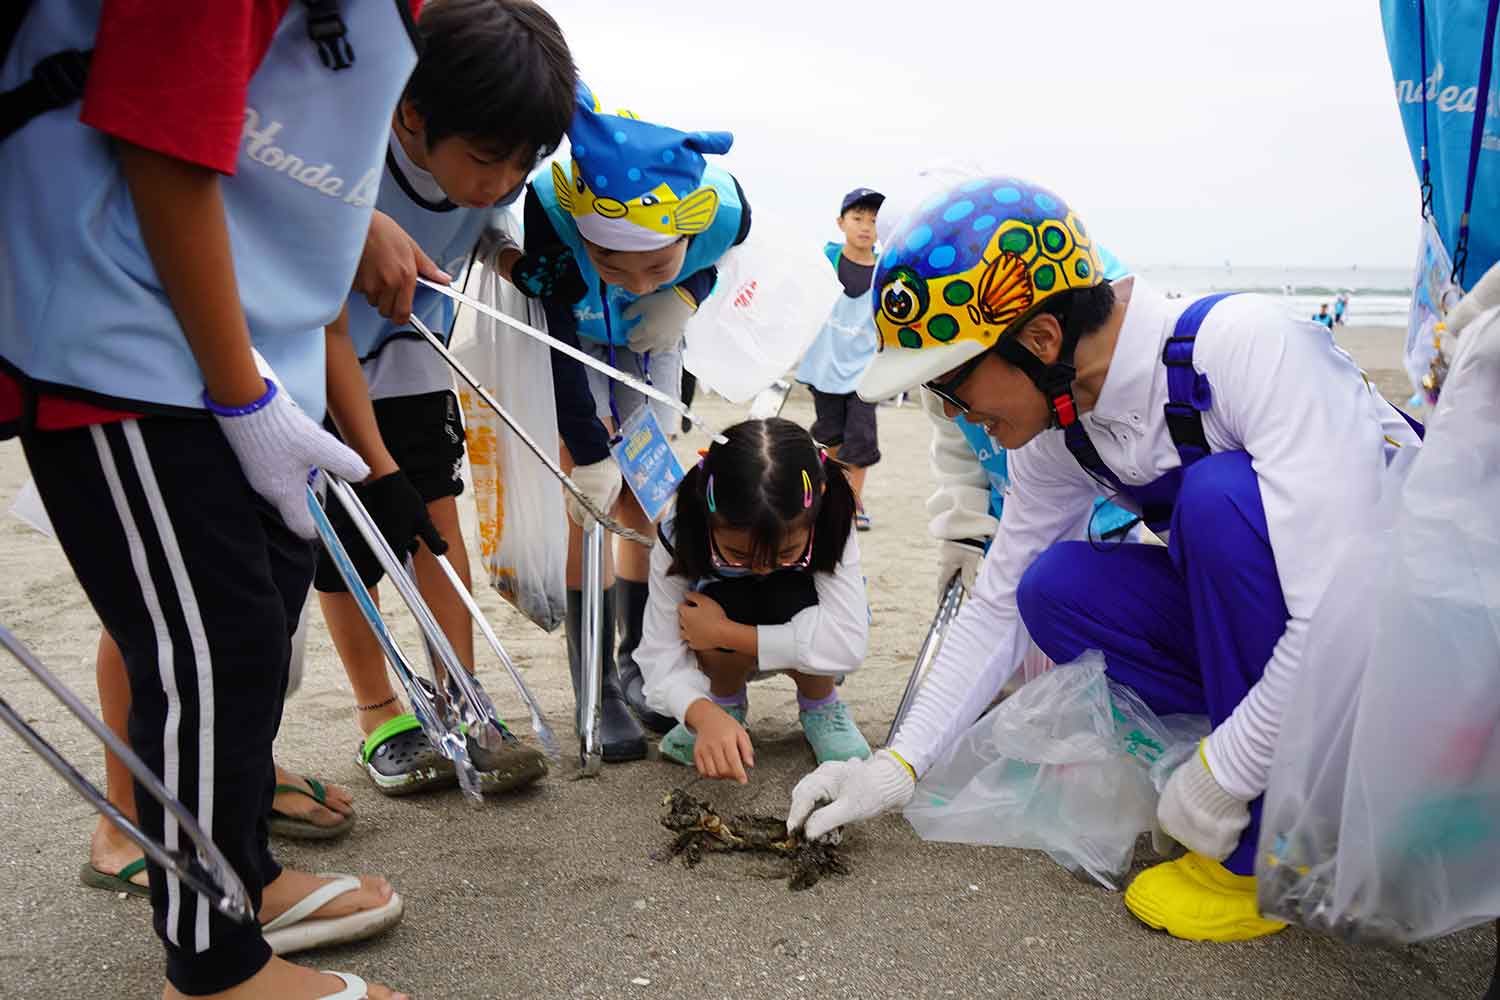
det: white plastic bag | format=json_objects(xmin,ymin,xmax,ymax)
[
  {"xmin": 682, "ymin": 215, "xmax": 842, "ymax": 403},
  {"xmin": 1259, "ymin": 304, "xmax": 1500, "ymax": 944},
  {"xmin": 904, "ymin": 653, "xmax": 1208, "ymax": 889},
  {"xmin": 452, "ymin": 255, "xmax": 568, "ymax": 633}
]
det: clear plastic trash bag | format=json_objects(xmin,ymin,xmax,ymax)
[
  {"xmin": 452, "ymin": 245, "xmax": 568, "ymax": 633},
  {"xmin": 681, "ymin": 214, "xmax": 842, "ymax": 403},
  {"xmin": 1258, "ymin": 305, "xmax": 1500, "ymax": 944},
  {"xmin": 904, "ymin": 653, "xmax": 1208, "ymax": 890}
]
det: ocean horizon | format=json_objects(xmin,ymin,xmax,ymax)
[{"xmin": 1135, "ymin": 265, "xmax": 1412, "ymax": 328}]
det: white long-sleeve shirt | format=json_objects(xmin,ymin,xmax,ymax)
[
  {"xmin": 638, "ymin": 521, "xmax": 870, "ymax": 723},
  {"xmin": 892, "ymin": 278, "xmax": 1420, "ymax": 800},
  {"xmin": 922, "ymin": 388, "xmax": 1002, "ymax": 543}
]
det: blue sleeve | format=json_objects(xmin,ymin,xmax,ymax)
[{"xmin": 545, "ymin": 295, "xmax": 613, "ymax": 466}]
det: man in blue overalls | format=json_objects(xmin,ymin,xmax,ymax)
[{"xmin": 788, "ymin": 175, "xmax": 1421, "ymax": 941}]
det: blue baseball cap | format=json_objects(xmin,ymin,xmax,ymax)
[{"xmin": 840, "ymin": 187, "xmax": 885, "ymax": 214}]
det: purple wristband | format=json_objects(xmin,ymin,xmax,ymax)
[{"xmin": 203, "ymin": 377, "xmax": 277, "ymax": 417}]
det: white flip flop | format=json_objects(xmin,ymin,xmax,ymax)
[
  {"xmin": 262, "ymin": 874, "xmax": 404, "ymax": 956},
  {"xmin": 320, "ymin": 972, "xmax": 369, "ymax": 1000}
]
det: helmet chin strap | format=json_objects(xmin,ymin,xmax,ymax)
[{"xmin": 992, "ymin": 332, "xmax": 1082, "ymax": 429}]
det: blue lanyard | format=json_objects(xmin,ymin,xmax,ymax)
[
  {"xmin": 1417, "ymin": 0, "xmax": 1434, "ymax": 217},
  {"xmin": 1453, "ymin": 0, "xmax": 1500, "ymax": 286},
  {"xmin": 598, "ymin": 280, "xmax": 650, "ymax": 437}
]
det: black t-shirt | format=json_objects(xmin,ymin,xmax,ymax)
[{"xmin": 836, "ymin": 254, "xmax": 875, "ymax": 298}]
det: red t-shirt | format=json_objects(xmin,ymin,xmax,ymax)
[{"xmin": 0, "ymin": 0, "xmax": 423, "ymax": 433}]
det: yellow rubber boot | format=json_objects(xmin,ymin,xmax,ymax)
[{"xmin": 1124, "ymin": 852, "xmax": 1288, "ymax": 942}]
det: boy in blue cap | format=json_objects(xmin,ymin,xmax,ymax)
[
  {"xmin": 797, "ymin": 187, "xmax": 885, "ymax": 529},
  {"xmin": 497, "ymin": 87, "xmax": 753, "ymax": 758}
]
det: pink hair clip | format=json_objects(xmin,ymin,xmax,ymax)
[{"xmin": 801, "ymin": 469, "xmax": 814, "ymax": 509}]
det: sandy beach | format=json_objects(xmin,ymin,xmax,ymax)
[{"xmin": 0, "ymin": 322, "xmax": 1488, "ymax": 1000}]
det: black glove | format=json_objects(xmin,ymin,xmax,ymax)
[
  {"xmin": 512, "ymin": 249, "xmax": 586, "ymax": 302},
  {"xmin": 354, "ymin": 470, "xmax": 448, "ymax": 559}
]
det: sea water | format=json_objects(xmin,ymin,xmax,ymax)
[{"xmin": 1137, "ymin": 265, "xmax": 1411, "ymax": 328}]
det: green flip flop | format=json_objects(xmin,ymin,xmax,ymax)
[
  {"xmin": 358, "ymin": 713, "xmax": 455, "ymax": 797},
  {"xmin": 268, "ymin": 775, "xmax": 356, "ymax": 841},
  {"xmin": 79, "ymin": 857, "xmax": 150, "ymax": 898}
]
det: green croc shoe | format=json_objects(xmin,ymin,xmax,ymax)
[
  {"xmin": 358, "ymin": 713, "xmax": 455, "ymax": 797},
  {"xmin": 659, "ymin": 703, "xmax": 748, "ymax": 767},
  {"xmin": 799, "ymin": 699, "xmax": 871, "ymax": 764}
]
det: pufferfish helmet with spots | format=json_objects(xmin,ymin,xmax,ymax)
[
  {"xmin": 856, "ymin": 176, "xmax": 1105, "ymax": 402},
  {"xmin": 554, "ymin": 83, "xmax": 734, "ymax": 252}
]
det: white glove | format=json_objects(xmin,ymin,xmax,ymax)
[
  {"xmin": 787, "ymin": 749, "xmax": 916, "ymax": 842},
  {"xmin": 623, "ymin": 288, "xmax": 695, "ymax": 355},
  {"xmin": 1156, "ymin": 740, "xmax": 1252, "ymax": 861},
  {"xmin": 211, "ymin": 379, "xmax": 369, "ymax": 540},
  {"xmin": 936, "ymin": 537, "xmax": 986, "ymax": 598},
  {"xmin": 1446, "ymin": 260, "xmax": 1500, "ymax": 337},
  {"xmin": 565, "ymin": 458, "xmax": 623, "ymax": 528}
]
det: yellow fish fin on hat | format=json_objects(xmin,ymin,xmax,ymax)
[
  {"xmin": 672, "ymin": 187, "xmax": 720, "ymax": 235},
  {"xmin": 552, "ymin": 160, "xmax": 577, "ymax": 215}
]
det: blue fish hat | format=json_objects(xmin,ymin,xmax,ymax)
[{"xmin": 554, "ymin": 85, "xmax": 734, "ymax": 252}]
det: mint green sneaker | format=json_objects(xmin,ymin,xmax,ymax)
[
  {"xmin": 659, "ymin": 702, "xmax": 748, "ymax": 766},
  {"xmin": 799, "ymin": 700, "xmax": 871, "ymax": 764}
]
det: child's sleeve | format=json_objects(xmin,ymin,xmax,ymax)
[
  {"xmin": 82, "ymin": 0, "xmax": 291, "ymax": 174},
  {"xmin": 756, "ymin": 528, "xmax": 869, "ymax": 676},
  {"xmin": 637, "ymin": 538, "xmax": 709, "ymax": 723}
]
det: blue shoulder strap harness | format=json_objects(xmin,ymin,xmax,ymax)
[
  {"xmin": 1063, "ymin": 292, "xmax": 1424, "ymax": 532},
  {"xmin": 1063, "ymin": 293, "xmax": 1235, "ymax": 529}
]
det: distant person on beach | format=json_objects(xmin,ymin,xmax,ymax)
[
  {"xmin": 796, "ymin": 187, "xmax": 885, "ymax": 531},
  {"xmin": 787, "ymin": 174, "xmax": 1421, "ymax": 945},
  {"xmin": 1334, "ymin": 293, "xmax": 1348, "ymax": 326},
  {"xmin": 1313, "ymin": 303, "xmax": 1335, "ymax": 329}
]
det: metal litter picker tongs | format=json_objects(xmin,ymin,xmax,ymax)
[
  {"xmin": 0, "ymin": 625, "xmax": 254, "ymax": 923},
  {"xmin": 886, "ymin": 570, "xmax": 967, "ymax": 746},
  {"xmin": 307, "ymin": 475, "xmax": 558, "ymax": 804}
]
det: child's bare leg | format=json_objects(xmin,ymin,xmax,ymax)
[
  {"xmin": 89, "ymin": 632, "xmax": 148, "ymax": 888},
  {"xmin": 788, "ymin": 671, "xmax": 836, "ymax": 702},
  {"xmin": 696, "ymin": 648, "xmax": 757, "ymax": 698},
  {"xmin": 408, "ymin": 494, "xmax": 473, "ymax": 668},
  {"xmin": 319, "ymin": 587, "xmax": 403, "ymax": 736},
  {"xmin": 562, "ymin": 443, "xmax": 616, "ymax": 589}
]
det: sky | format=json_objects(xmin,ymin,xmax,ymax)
[{"xmin": 539, "ymin": 0, "xmax": 1420, "ymax": 270}]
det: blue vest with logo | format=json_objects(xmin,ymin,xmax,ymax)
[
  {"xmin": 0, "ymin": 0, "xmax": 419, "ymax": 420},
  {"xmin": 532, "ymin": 164, "xmax": 744, "ymax": 345},
  {"xmin": 346, "ymin": 150, "xmax": 502, "ymax": 360}
]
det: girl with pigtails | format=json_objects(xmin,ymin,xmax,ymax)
[{"xmin": 635, "ymin": 418, "xmax": 873, "ymax": 782}]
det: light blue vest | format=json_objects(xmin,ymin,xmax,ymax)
[
  {"xmin": 795, "ymin": 242, "xmax": 878, "ymax": 394},
  {"xmin": 346, "ymin": 151, "xmax": 502, "ymax": 360},
  {"xmin": 533, "ymin": 164, "xmax": 744, "ymax": 345},
  {"xmin": 0, "ymin": 0, "xmax": 419, "ymax": 419}
]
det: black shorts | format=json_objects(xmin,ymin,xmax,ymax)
[
  {"xmin": 808, "ymin": 388, "xmax": 880, "ymax": 467},
  {"xmin": 313, "ymin": 390, "xmax": 465, "ymax": 593}
]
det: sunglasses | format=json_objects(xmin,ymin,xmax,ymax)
[
  {"xmin": 923, "ymin": 349, "xmax": 991, "ymax": 413},
  {"xmin": 709, "ymin": 522, "xmax": 817, "ymax": 574}
]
